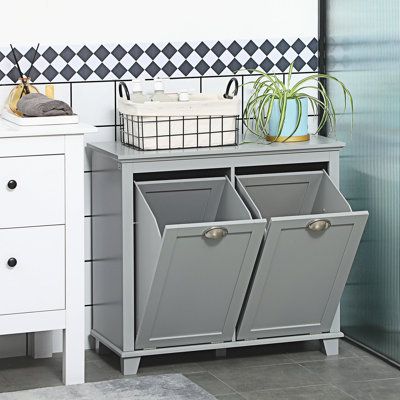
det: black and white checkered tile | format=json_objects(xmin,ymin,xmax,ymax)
[{"xmin": 0, "ymin": 38, "xmax": 318, "ymax": 84}]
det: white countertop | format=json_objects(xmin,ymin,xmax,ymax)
[{"xmin": 0, "ymin": 118, "xmax": 97, "ymax": 138}]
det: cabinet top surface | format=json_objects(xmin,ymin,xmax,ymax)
[
  {"xmin": 88, "ymin": 135, "xmax": 345, "ymax": 163},
  {"xmin": 0, "ymin": 119, "xmax": 97, "ymax": 138}
]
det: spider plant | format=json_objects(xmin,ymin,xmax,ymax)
[{"xmin": 243, "ymin": 63, "xmax": 353, "ymax": 142}]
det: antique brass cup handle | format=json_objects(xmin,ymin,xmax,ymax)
[
  {"xmin": 306, "ymin": 219, "xmax": 331, "ymax": 232},
  {"xmin": 203, "ymin": 227, "xmax": 228, "ymax": 240}
]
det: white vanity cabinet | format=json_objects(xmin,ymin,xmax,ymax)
[{"xmin": 0, "ymin": 120, "xmax": 96, "ymax": 385}]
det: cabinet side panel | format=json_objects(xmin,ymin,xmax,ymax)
[
  {"xmin": 92, "ymin": 152, "xmax": 123, "ymax": 349},
  {"xmin": 135, "ymin": 187, "xmax": 162, "ymax": 332}
]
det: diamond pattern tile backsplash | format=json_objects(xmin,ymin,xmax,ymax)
[{"xmin": 0, "ymin": 37, "xmax": 318, "ymax": 84}]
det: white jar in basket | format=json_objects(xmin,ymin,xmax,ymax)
[{"xmin": 118, "ymin": 78, "xmax": 240, "ymax": 151}]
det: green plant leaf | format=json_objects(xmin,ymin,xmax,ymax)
[{"xmin": 242, "ymin": 63, "xmax": 354, "ymax": 142}]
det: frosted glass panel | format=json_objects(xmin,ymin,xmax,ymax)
[{"xmin": 326, "ymin": 0, "xmax": 400, "ymax": 363}]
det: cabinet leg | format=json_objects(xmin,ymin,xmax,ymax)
[
  {"xmin": 63, "ymin": 328, "xmax": 84, "ymax": 385},
  {"xmin": 95, "ymin": 339, "xmax": 112, "ymax": 356},
  {"xmin": 322, "ymin": 339, "xmax": 339, "ymax": 356},
  {"xmin": 215, "ymin": 348, "xmax": 227, "ymax": 358},
  {"xmin": 121, "ymin": 357, "xmax": 141, "ymax": 375},
  {"xmin": 27, "ymin": 331, "xmax": 53, "ymax": 359}
]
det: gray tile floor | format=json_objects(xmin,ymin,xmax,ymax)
[{"xmin": 0, "ymin": 340, "xmax": 399, "ymax": 399}]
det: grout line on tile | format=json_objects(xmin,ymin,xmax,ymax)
[
  {"xmin": 114, "ymin": 81, "xmax": 117, "ymax": 141},
  {"xmin": 207, "ymin": 370, "xmax": 244, "ymax": 397},
  {"xmin": 241, "ymin": 75, "xmax": 245, "ymax": 138},
  {"xmin": 95, "ymin": 124, "xmax": 120, "ymax": 128},
  {"xmin": 239, "ymin": 383, "xmax": 337, "ymax": 397},
  {"xmin": 201, "ymin": 355, "xmax": 322, "ymax": 395},
  {"xmin": 331, "ymin": 383, "xmax": 358, "ymax": 400},
  {"xmin": 89, "ymin": 162, "xmax": 94, "ymax": 308},
  {"xmin": 236, "ymin": 360, "xmax": 295, "ymax": 369},
  {"xmin": 69, "ymin": 83, "xmax": 73, "ymax": 108},
  {"xmin": 349, "ymin": 376, "xmax": 400, "ymax": 384},
  {"xmin": 0, "ymin": 71, "xmax": 315, "ymax": 88},
  {"xmin": 292, "ymin": 355, "xmax": 361, "ymax": 364},
  {"xmin": 296, "ymin": 361, "xmax": 332, "ymax": 385}
]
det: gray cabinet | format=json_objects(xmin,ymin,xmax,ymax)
[
  {"xmin": 236, "ymin": 171, "xmax": 368, "ymax": 340},
  {"xmin": 135, "ymin": 177, "xmax": 266, "ymax": 349},
  {"xmin": 88, "ymin": 137, "xmax": 366, "ymax": 375}
]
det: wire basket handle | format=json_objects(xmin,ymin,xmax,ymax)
[
  {"xmin": 118, "ymin": 82, "xmax": 131, "ymax": 100},
  {"xmin": 223, "ymin": 78, "xmax": 239, "ymax": 99}
]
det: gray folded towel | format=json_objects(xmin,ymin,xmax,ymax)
[{"xmin": 17, "ymin": 93, "xmax": 73, "ymax": 117}]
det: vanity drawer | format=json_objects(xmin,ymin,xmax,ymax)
[
  {"xmin": 0, "ymin": 155, "xmax": 64, "ymax": 228},
  {"xmin": 0, "ymin": 225, "xmax": 65, "ymax": 315}
]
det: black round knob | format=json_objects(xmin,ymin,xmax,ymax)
[
  {"xmin": 7, "ymin": 180, "xmax": 17, "ymax": 190},
  {"xmin": 7, "ymin": 258, "xmax": 17, "ymax": 268}
]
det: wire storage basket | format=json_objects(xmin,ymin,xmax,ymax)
[{"xmin": 118, "ymin": 80, "xmax": 240, "ymax": 151}]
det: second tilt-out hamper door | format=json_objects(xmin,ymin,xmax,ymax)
[
  {"xmin": 236, "ymin": 171, "xmax": 369, "ymax": 340},
  {"xmin": 135, "ymin": 177, "xmax": 266, "ymax": 350}
]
